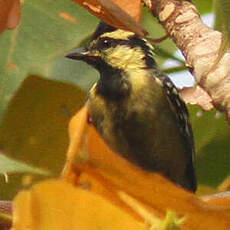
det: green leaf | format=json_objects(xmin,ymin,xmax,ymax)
[
  {"xmin": 189, "ymin": 106, "xmax": 230, "ymax": 187},
  {"xmin": 0, "ymin": 0, "xmax": 98, "ymax": 122},
  {"xmin": 51, "ymin": 56, "xmax": 99, "ymax": 91},
  {"xmin": 0, "ymin": 153, "xmax": 49, "ymax": 175},
  {"xmin": 214, "ymin": 0, "xmax": 230, "ymax": 31},
  {"xmin": 154, "ymin": 46, "xmax": 184, "ymax": 64},
  {"xmin": 0, "ymin": 76, "xmax": 86, "ymax": 199},
  {"xmin": 213, "ymin": 0, "xmax": 230, "ymax": 63},
  {"xmin": 193, "ymin": 0, "xmax": 213, "ymax": 15}
]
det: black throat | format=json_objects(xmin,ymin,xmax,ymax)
[{"xmin": 95, "ymin": 60, "xmax": 130, "ymax": 102}]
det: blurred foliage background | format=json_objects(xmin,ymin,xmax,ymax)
[{"xmin": 0, "ymin": 0, "xmax": 230, "ymax": 200}]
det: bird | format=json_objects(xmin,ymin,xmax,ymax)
[{"xmin": 66, "ymin": 23, "xmax": 197, "ymax": 192}]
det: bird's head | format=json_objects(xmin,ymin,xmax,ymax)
[{"xmin": 66, "ymin": 28, "xmax": 156, "ymax": 74}]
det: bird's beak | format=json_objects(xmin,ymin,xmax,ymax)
[
  {"xmin": 66, "ymin": 48, "xmax": 89, "ymax": 60},
  {"xmin": 66, "ymin": 48, "xmax": 100, "ymax": 66}
]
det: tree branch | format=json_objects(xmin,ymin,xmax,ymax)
[{"xmin": 143, "ymin": 0, "xmax": 230, "ymax": 121}]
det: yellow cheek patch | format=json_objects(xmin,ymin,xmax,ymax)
[{"xmin": 104, "ymin": 46, "xmax": 146, "ymax": 71}]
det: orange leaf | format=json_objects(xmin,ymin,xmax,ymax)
[
  {"xmin": 0, "ymin": 0, "xmax": 20, "ymax": 34},
  {"xmin": 62, "ymin": 106, "xmax": 230, "ymax": 230},
  {"xmin": 87, "ymin": 125, "xmax": 230, "ymax": 230},
  {"xmin": 201, "ymin": 190, "xmax": 230, "ymax": 207},
  {"xmin": 71, "ymin": 0, "xmax": 147, "ymax": 36},
  {"xmin": 204, "ymin": 196, "xmax": 230, "ymax": 207},
  {"xmin": 61, "ymin": 104, "xmax": 89, "ymax": 184},
  {"xmin": 11, "ymin": 180, "xmax": 146, "ymax": 230},
  {"xmin": 111, "ymin": 0, "xmax": 141, "ymax": 21}
]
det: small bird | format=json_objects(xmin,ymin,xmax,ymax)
[{"xmin": 66, "ymin": 23, "xmax": 197, "ymax": 192}]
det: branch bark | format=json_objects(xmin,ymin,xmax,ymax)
[{"xmin": 143, "ymin": 0, "xmax": 230, "ymax": 121}]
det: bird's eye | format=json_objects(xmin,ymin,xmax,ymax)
[
  {"xmin": 102, "ymin": 39, "xmax": 110, "ymax": 47},
  {"xmin": 95, "ymin": 38, "xmax": 113, "ymax": 50}
]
